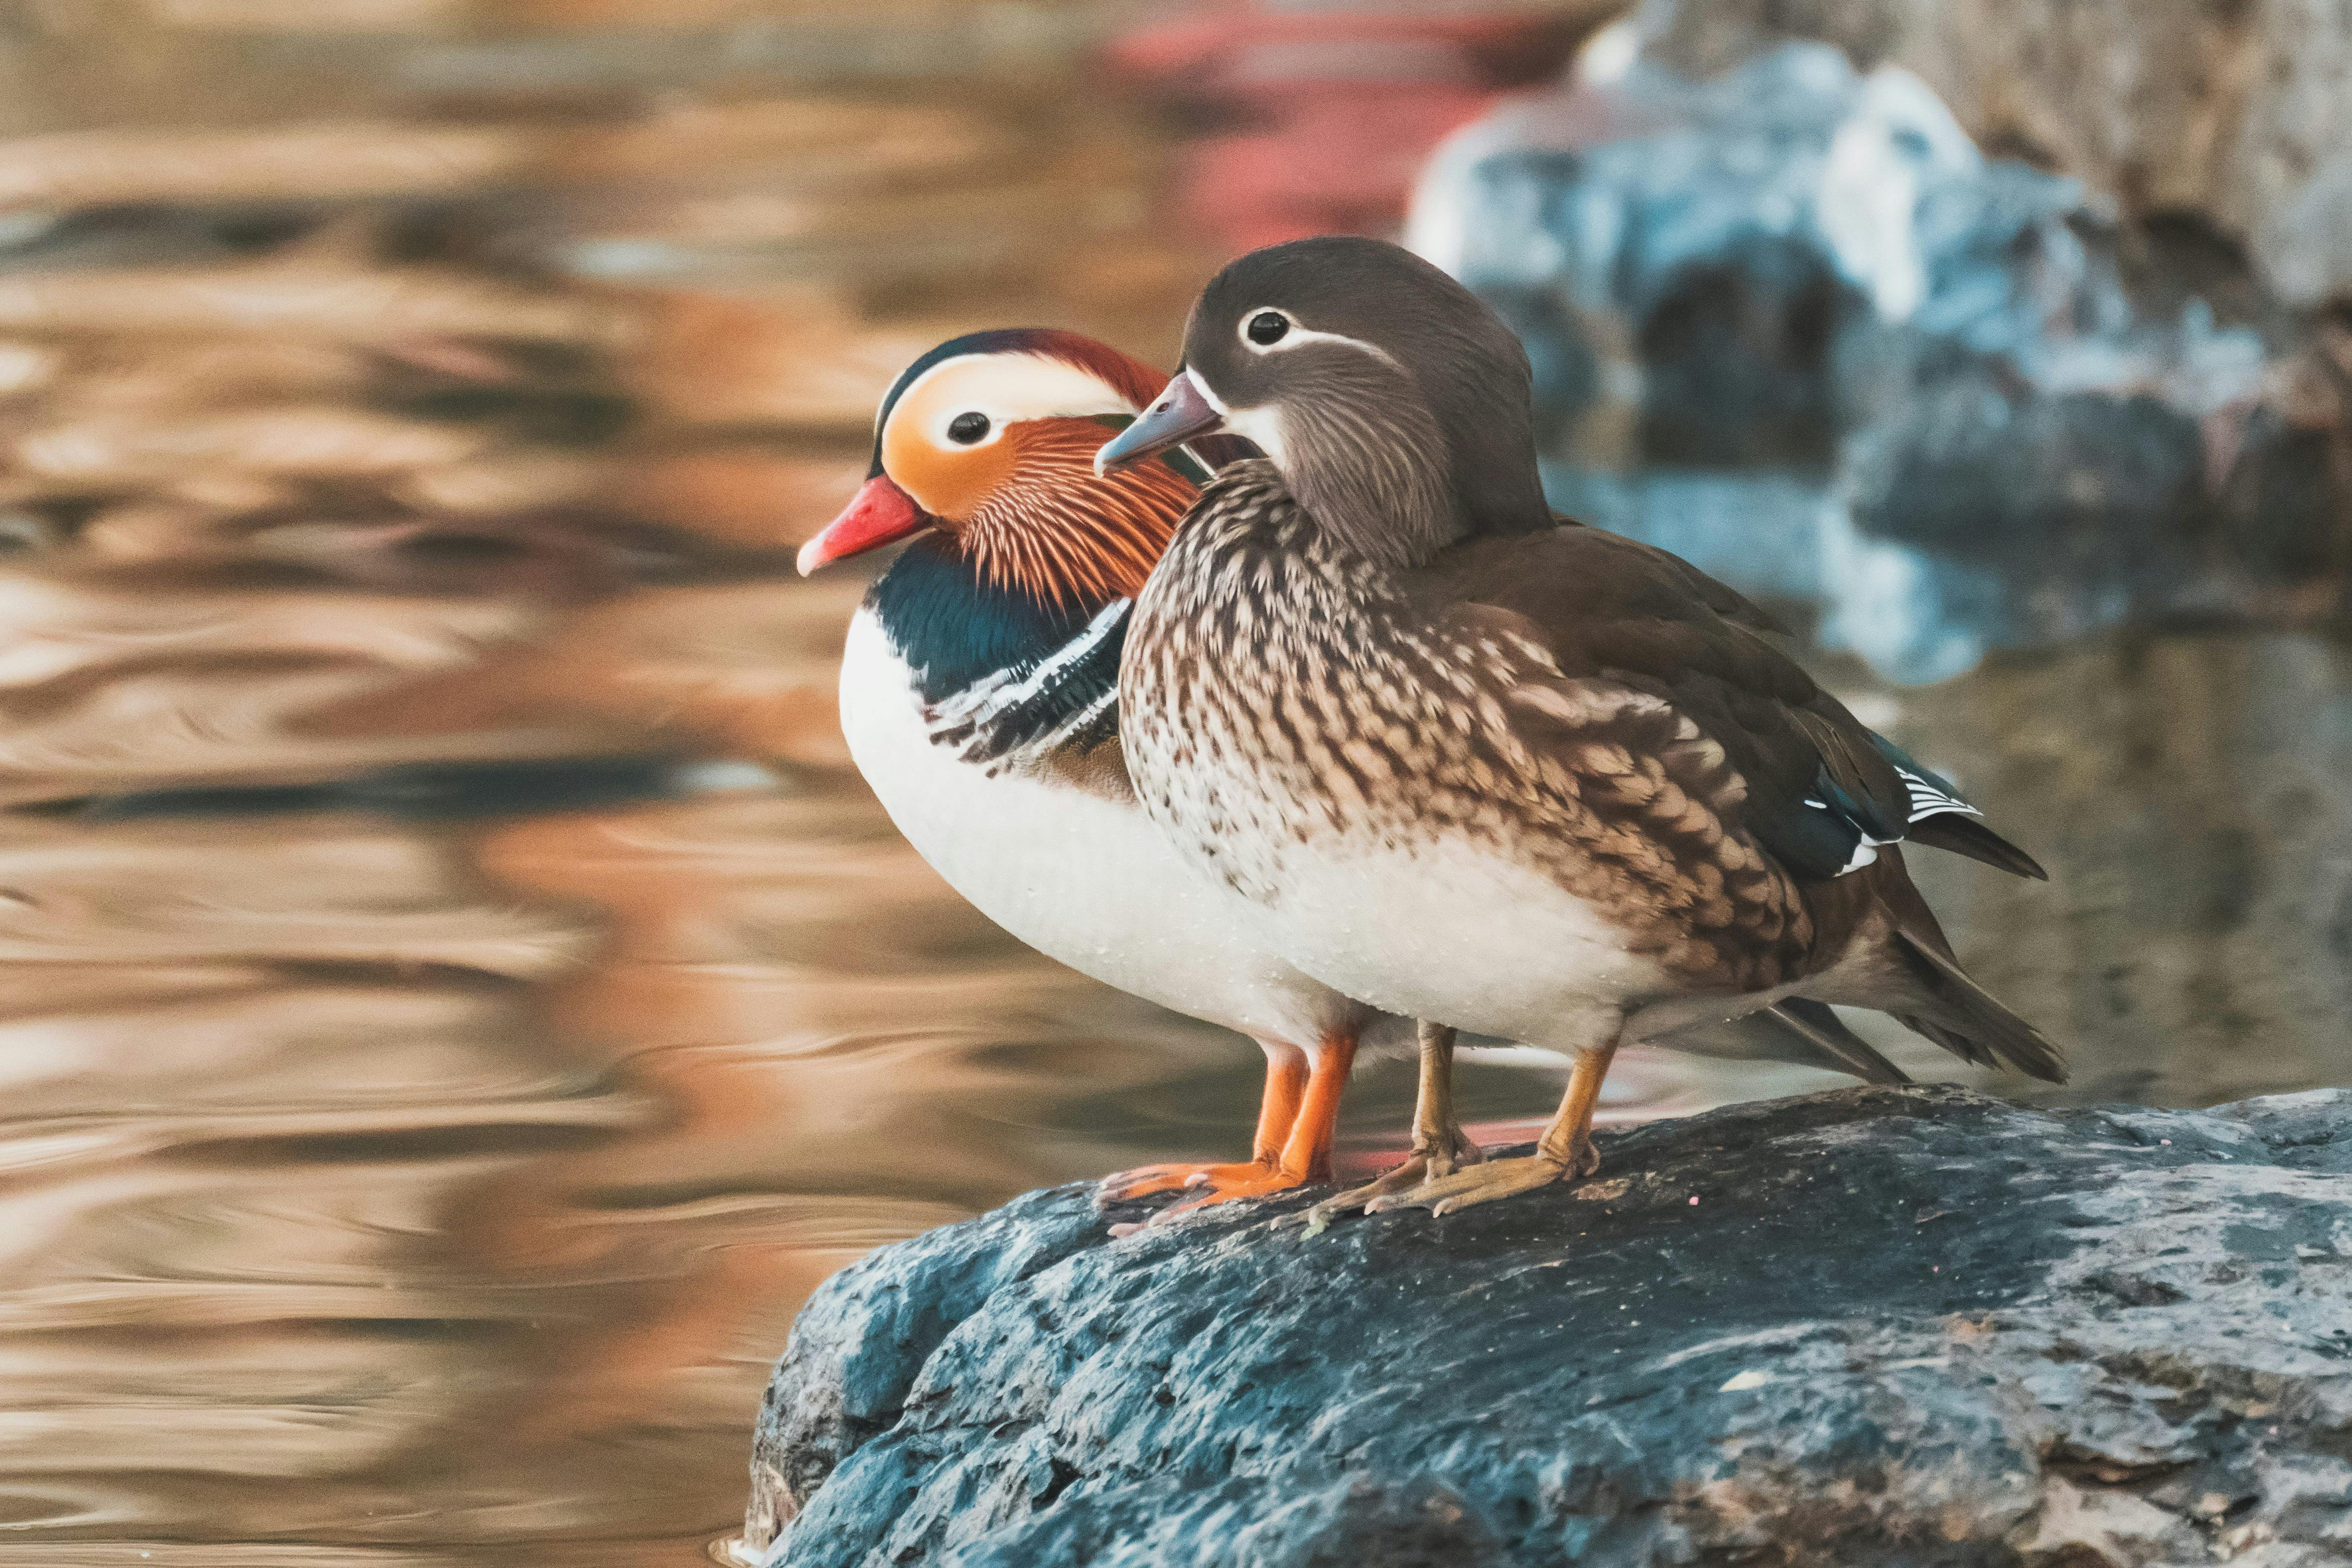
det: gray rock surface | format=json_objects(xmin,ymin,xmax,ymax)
[{"xmin": 747, "ymin": 1085, "xmax": 2352, "ymax": 1567}]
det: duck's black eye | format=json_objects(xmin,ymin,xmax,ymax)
[
  {"xmin": 946, "ymin": 411, "xmax": 991, "ymax": 445},
  {"xmin": 1245, "ymin": 310, "xmax": 1290, "ymax": 346}
]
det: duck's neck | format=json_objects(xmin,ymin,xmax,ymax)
[
  {"xmin": 1153, "ymin": 463, "xmax": 1404, "ymax": 641},
  {"xmin": 867, "ymin": 537, "xmax": 1130, "ymax": 763},
  {"xmin": 1276, "ymin": 411, "xmax": 1549, "ymax": 577},
  {"xmin": 1277, "ymin": 387, "xmax": 1462, "ymax": 575}
]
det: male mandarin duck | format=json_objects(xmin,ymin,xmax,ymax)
[
  {"xmin": 797, "ymin": 327, "xmax": 1474, "ymax": 1224},
  {"xmin": 1098, "ymin": 237, "xmax": 2064, "ymax": 1218}
]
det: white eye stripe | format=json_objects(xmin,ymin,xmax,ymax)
[
  {"xmin": 887, "ymin": 351, "xmax": 1139, "ymax": 451},
  {"xmin": 1235, "ymin": 310, "xmax": 1406, "ymax": 373}
]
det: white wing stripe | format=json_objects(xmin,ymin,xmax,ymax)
[
  {"xmin": 1894, "ymin": 765, "xmax": 1981, "ymax": 823},
  {"xmin": 931, "ymin": 597, "xmax": 1130, "ymax": 727},
  {"xmin": 1836, "ymin": 841, "xmax": 1882, "ymax": 874}
]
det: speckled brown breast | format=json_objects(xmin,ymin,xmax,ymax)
[{"xmin": 1121, "ymin": 461, "xmax": 1827, "ymax": 994}]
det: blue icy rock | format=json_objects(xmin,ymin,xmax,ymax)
[
  {"xmin": 747, "ymin": 1087, "xmax": 2352, "ymax": 1568},
  {"xmin": 1413, "ymin": 39, "xmax": 2286, "ymax": 682}
]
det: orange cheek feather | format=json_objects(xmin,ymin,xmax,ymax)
[
  {"xmin": 885, "ymin": 420, "xmax": 1014, "ymax": 523},
  {"xmin": 959, "ymin": 421, "xmax": 1197, "ymax": 605}
]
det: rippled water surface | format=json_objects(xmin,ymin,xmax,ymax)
[
  {"xmin": 0, "ymin": 578, "xmax": 1837, "ymax": 1567},
  {"xmin": 2, "ymin": 11, "xmax": 2349, "ymax": 1567},
  {"xmin": 12, "ymin": 520, "xmax": 2350, "ymax": 1568},
  {"xmin": 0, "ymin": 582, "xmax": 1241, "ymax": 1567}
]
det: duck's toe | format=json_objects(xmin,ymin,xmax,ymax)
[
  {"xmin": 1095, "ymin": 1158, "xmax": 1277, "ymax": 1205},
  {"xmin": 1304, "ymin": 1126, "xmax": 1488, "ymax": 1230},
  {"xmin": 1363, "ymin": 1147, "xmax": 1586, "ymax": 1217},
  {"xmin": 1311, "ymin": 1155, "xmax": 1440, "ymax": 1221},
  {"xmin": 1104, "ymin": 1163, "xmax": 1326, "ymax": 1234}
]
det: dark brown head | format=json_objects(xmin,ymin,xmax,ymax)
[
  {"xmin": 1097, "ymin": 236, "xmax": 1549, "ymax": 570},
  {"xmin": 800, "ymin": 328, "xmax": 1214, "ymax": 607}
]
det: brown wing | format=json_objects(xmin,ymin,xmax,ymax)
[
  {"xmin": 1428, "ymin": 526, "xmax": 2034, "ymax": 885},
  {"xmin": 1429, "ymin": 527, "xmax": 2061, "ymax": 1077},
  {"xmin": 1534, "ymin": 515, "xmax": 1789, "ymax": 634}
]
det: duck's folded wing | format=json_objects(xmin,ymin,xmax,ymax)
[
  {"xmin": 1531, "ymin": 516, "xmax": 1790, "ymax": 635},
  {"xmin": 1437, "ymin": 528, "xmax": 2042, "ymax": 886}
]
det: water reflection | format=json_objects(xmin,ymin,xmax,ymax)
[
  {"xmin": 0, "ymin": 638, "xmax": 1215, "ymax": 1565},
  {"xmin": 14, "ymin": 554, "xmax": 2345, "ymax": 1567},
  {"xmin": 0, "ymin": 8, "xmax": 2346, "ymax": 1566},
  {"xmin": 0, "ymin": 8, "xmax": 1259, "ymax": 1539}
]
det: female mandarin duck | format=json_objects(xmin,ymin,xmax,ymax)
[
  {"xmin": 1099, "ymin": 238, "xmax": 2064, "ymax": 1218},
  {"xmin": 797, "ymin": 328, "xmax": 1476, "ymax": 1224}
]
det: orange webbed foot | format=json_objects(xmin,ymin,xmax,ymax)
[
  {"xmin": 1103, "ymin": 1160, "xmax": 1318, "ymax": 1235},
  {"xmin": 1094, "ymin": 1159, "xmax": 1282, "ymax": 1205},
  {"xmin": 1099, "ymin": 1029, "xmax": 1359, "ymax": 1235}
]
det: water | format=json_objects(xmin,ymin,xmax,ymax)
[
  {"xmin": 0, "ymin": 566, "xmax": 1880, "ymax": 1566},
  {"xmin": 10, "ymin": 500, "xmax": 2348, "ymax": 1568},
  {"xmin": 1, "ymin": 10, "xmax": 2348, "ymax": 1565}
]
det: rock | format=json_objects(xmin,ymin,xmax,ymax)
[
  {"xmin": 747, "ymin": 1085, "xmax": 2352, "ymax": 1567},
  {"xmin": 1639, "ymin": 0, "xmax": 2352, "ymax": 311},
  {"xmin": 1410, "ymin": 33, "xmax": 2351, "ymax": 682},
  {"xmin": 1820, "ymin": 368, "xmax": 2213, "ymax": 682}
]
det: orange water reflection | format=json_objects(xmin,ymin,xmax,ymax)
[{"xmin": 0, "ymin": 578, "xmax": 1237, "ymax": 1565}]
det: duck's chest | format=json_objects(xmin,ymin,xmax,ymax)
[
  {"xmin": 1119, "ymin": 507, "xmax": 1677, "ymax": 1037},
  {"xmin": 837, "ymin": 605, "xmax": 1347, "ymax": 1039},
  {"xmin": 1121, "ymin": 511, "xmax": 1503, "ymax": 897},
  {"xmin": 838, "ymin": 603, "xmax": 1136, "ymax": 932}
]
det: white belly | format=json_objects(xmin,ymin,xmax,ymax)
[
  {"xmin": 1252, "ymin": 833, "xmax": 1671, "ymax": 1055},
  {"xmin": 837, "ymin": 608, "xmax": 1369, "ymax": 1051}
]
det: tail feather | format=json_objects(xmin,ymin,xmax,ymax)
[
  {"xmin": 1761, "ymin": 999, "xmax": 1911, "ymax": 1086},
  {"xmin": 1896, "ymin": 1012, "xmax": 1991, "ymax": 1069},
  {"xmin": 1891, "ymin": 926, "xmax": 2068, "ymax": 1083},
  {"xmin": 1906, "ymin": 813, "xmax": 2049, "ymax": 880}
]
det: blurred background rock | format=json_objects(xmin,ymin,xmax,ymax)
[
  {"xmin": 1417, "ymin": 0, "xmax": 2352, "ymax": 680},
  {"xmin": 0, "ymin": 3, "xmax": 2343, "ymax": 1566}
]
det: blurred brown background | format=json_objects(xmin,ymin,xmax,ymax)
[
  {"xmin": 0, "ymin": 3, "xmax": 2344, "ymax": 1566},
  {"xmin": 0, "ymin": 6, "xmax": 1224, "ymax": 1565}
]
